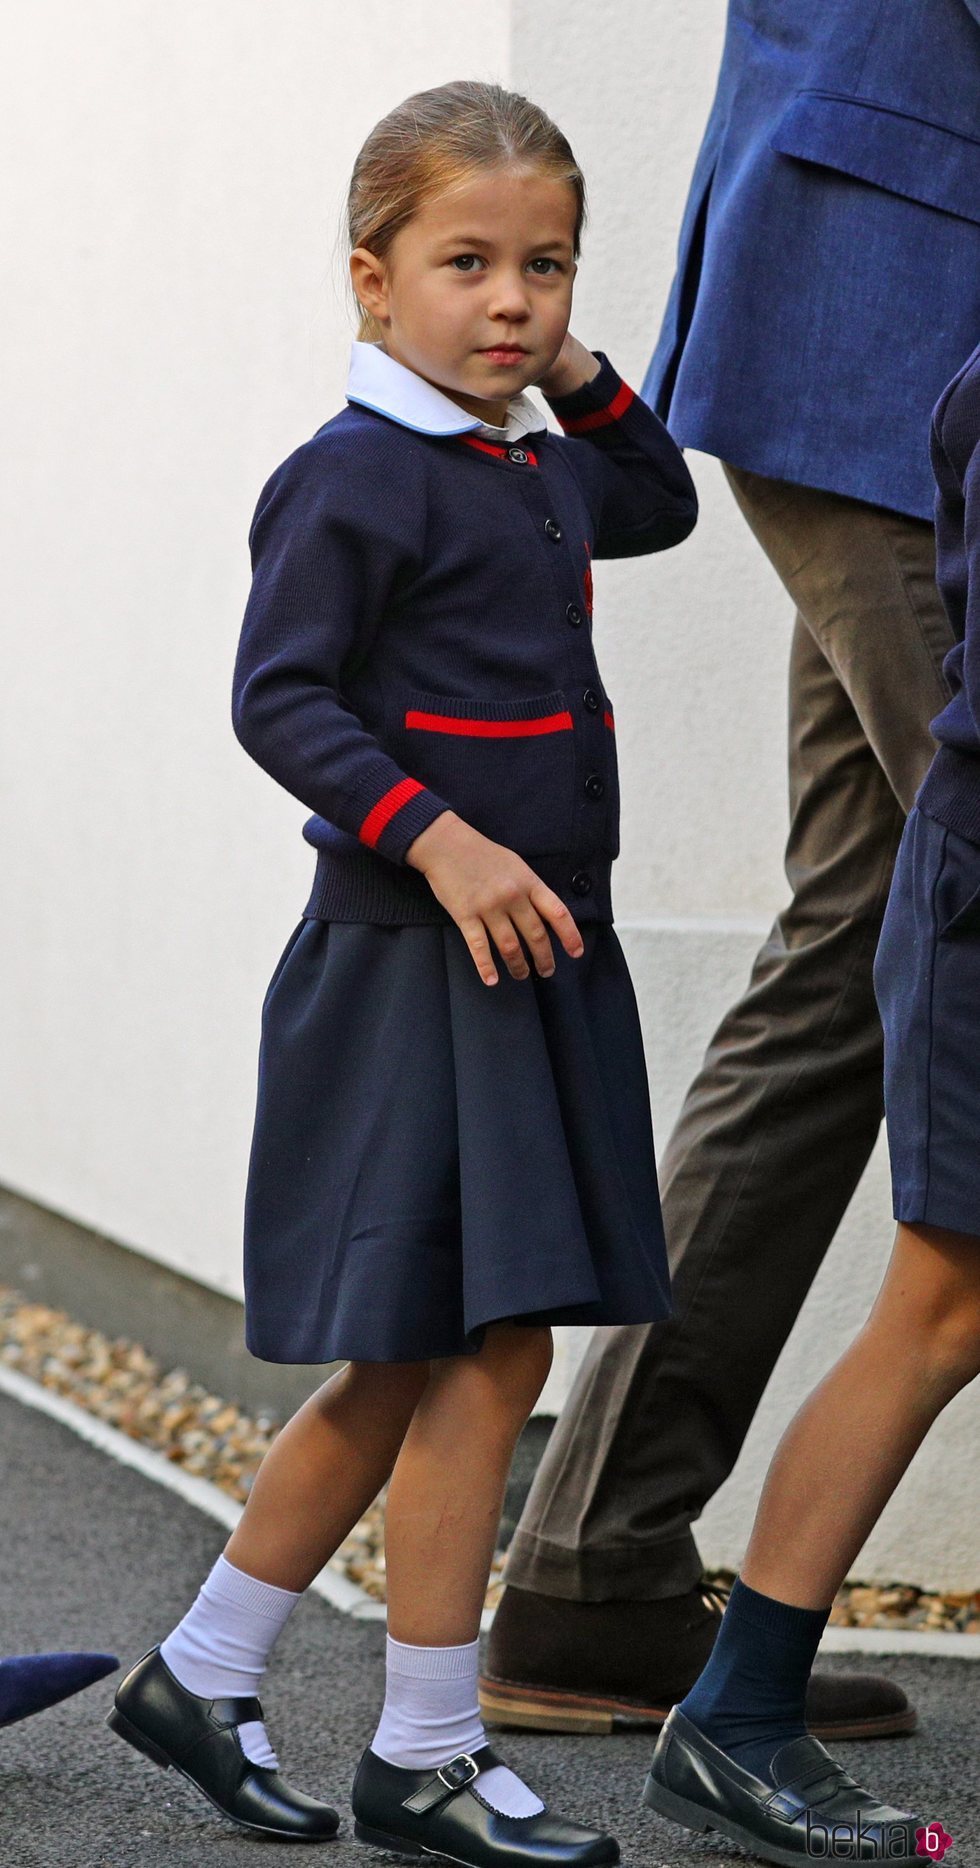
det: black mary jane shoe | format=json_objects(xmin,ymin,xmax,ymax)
[
  {"xmin": 642, "ymin": 1704, "xmax": 927, "ymax": 1866},
  {"xmin": 350, "ymin": 1741, "xmax": 619, "ymax": 1866},
  {"xmin": 105, "ymin": 1645, "xmax": 340, "ymax": 1842}
]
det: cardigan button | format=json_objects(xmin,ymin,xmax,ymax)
[
  {"xmin": 585, "ymin": 773, "xmax": 605, "ymax": 800},
  {"xmin": 582, "ymin": 688, "xmax": 600, "ymax": 712},
  {"xmin": 565, "ymin": 603, "xmax": 582, "ymax": 627},
  {"xmin": 508, "ymin": 447, "xmax": 528, "ymax": 464},
  {"xmin": 570, "ymin": 870, "xmax": 593, "ymax": 896},
  {"xmin": 544, "ymin": 517, "xmax": 562, "ymax": 540}
]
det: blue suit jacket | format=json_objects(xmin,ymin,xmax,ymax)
[{"xmin": 643, "ymin": 0, "xmax": 980, "ymax": 519}]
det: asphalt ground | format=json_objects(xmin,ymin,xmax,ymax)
[{"xmin": 2, "ymin": 1388, "xmax": 977, "ymax": 1868}]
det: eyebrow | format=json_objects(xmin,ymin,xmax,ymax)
[{"xmin": 438, "ymin": 235, "xmax": 572, "ymax": 252}]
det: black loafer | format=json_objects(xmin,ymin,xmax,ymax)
[
  {"xmin": 106, "ymin": 1645, "xmax": 340, "ymax": 1842},
  {"xmin": 641, "ymin": 1704, "xmax": 928, "ymax": 1865},
  {"xmin": 351, "ymin": 1741, "xmax": 619, "ymax": 1866}
]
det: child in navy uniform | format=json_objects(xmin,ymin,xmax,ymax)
[
  {"xmin": 644, "ymin": 340, "xmax": 980, "ymax": 1862},
  {"xmin": 106, "ymin": 79, "xmax": 697, "ymax": 1859}
]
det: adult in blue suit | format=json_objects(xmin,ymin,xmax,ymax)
[{"xmin": 483, "ymin": 0, "xmax": 980, "ymax": 1745}]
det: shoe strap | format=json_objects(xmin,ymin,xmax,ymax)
[
  {"xmin": 402, "ymin": 1745, "xmax": 504, "ymax": 1815},
  {"xmin": 207, "ymin": 1694, "xmax": 264, "ymax": 1727},
  {"xmin": 764, "ymin": 1759, "xmax": 858, "ymax": 1819}
]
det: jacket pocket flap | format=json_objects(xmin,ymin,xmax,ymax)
[{"xmin": 770, "ymin": 90, "xmax": 980, "ymax": 227}]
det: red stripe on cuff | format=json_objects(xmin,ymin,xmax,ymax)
[
  {"xmin": 555, "ymin": 381, "xmax": 636, "ymax": 434},
  {"xmin": 406, "ymin": 710, "xmax": 573, "ymax": 737},
  {"xmin": 359, "ymin": 776, "xmax": 426, "ymax": 849},
  {"xmin": 604, "ymin": 711, "xmax": 615, "ymax": 732}
]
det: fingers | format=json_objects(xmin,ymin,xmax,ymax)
[
  {"xmin": 485, "ymin": 910, "xmax": 536, "ymax": 983},
  {"xmin": 505, "ymin": 902, "xmax": 567, "ymax": 979},
  {"xmin": 459, "ymin": 885, "xmax": 586, "ymax": 987},
  {"xmin": 531, "ymin": 886, "xmax": 586, "ymax": 961},
  {"xmin": 459, "ymin": 916, "xmax": 502, "ymax": 987}
]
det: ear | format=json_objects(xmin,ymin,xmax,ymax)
[{"xmin": 350, "ymin": 246, "xmax": 390, "ymax": 325}]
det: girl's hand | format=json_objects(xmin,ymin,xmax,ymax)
[
  {"xmin": 534, "ymin": 333, "xmax": 602, "ymax": 401},
  {"xmin": 405, "ymin": 812, "xmax": 585, "ymax": 986}
]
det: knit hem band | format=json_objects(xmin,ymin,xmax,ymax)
[
  {"xmin": 916, "ymin": 747, "xmax": 980, "ymax": 846},
  {"xmin": 301, "ymin": 843, "xmax": 615, "ymax": 926}
]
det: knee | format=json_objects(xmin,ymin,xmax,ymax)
[
  {"xmin": 916, "ymin": 1296, "xmax": 980, "ymax": 1396},
  {"xmin": 329, "ymin": 1357, "xmax": 431, "ymax": 1413}
]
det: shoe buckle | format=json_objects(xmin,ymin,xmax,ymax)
[{"xmin": 436, "ymin": 1753, "xmax": 480, "ymax": 1792}]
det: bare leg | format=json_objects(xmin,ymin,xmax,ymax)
[
  {"xmin": 385, "ymin": 1322, "xmax": 554, "ymax": 1643},
  {"xmin": 665, "ymin": 1221, "xmax": 980, "ymax": 1786},
  {"xmin": 741, "ymin": 1221, "xmax": 980, "ymax": 1608},
  {"xmin": 224, "ymin": 1359, "xmax": 431, "ymax": 1591},
  {"xmin": 364, "ymin": 1322, "xmax": 556, "ymax": 1818}
]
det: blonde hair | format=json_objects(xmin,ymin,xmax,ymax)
[{"xmin": 344, "ymin": 79, "xmax": 587, "ymax": 344}]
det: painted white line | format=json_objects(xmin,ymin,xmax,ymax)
[
  {"xmin": 0, "ymin": 1362, "xmax": 493, "ymax": 1629},
  {"xmin": 818, "ymin": 1625, "xmax": 980, "ymax": 1660},
  {"xmin": 1, "ymin": 1363, "xmax": 974, "ymax": 1654}
]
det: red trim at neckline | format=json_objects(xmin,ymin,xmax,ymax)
[{"xmin": 457, "ymin": 435, "xmax": 539, "ymax": 465}]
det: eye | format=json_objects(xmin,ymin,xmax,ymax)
[
  {"xmin": 449, "ymin": 254, "xmax": 485, "ymax": 272},
  {"xmin": 529, "ymin": 258, "xmax": 563, "ymax": 274}
]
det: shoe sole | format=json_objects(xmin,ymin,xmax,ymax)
[
  {"xmin": 641, "ymin": 1769, "xmax": 920, "ymax": 1868},
  {"xmin": 105, "ymin": 1705, "xmax": 339, "ymax": 1843},
  {"xmin": 478, "ymin": 1676, "xmax": 917, "ymax": 1741},
  {"xmin": 353, "ymin": 1820, "xmax": 619, "ymax": 1868}
]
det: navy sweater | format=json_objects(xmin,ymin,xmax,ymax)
[
  {"xmin": 232, "ymin": 352, "xmax": 698, "ymax": 924},
  {"xmin": 917, "ymin": 340, "xmax": 980, "ymax": 847}
]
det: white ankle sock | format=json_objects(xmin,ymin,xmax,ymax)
[
  {"xmin": 159, "ymin": 1551, "xmax": 302, "ymax": 1769},
  {"xmin": 370, "ymin": 1634, "xmax": 545, "ymax": 1818}
]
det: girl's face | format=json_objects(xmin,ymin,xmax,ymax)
[{"xmin": 351, "ymin": 165, "xmax": 578, "ymax": 425}]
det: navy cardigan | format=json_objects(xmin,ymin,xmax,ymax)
[
  {"xmin": 917, "ymin": 341, "xmax": 980, "ymax": 846},
  {"xmin": 231, "ymin": 352, "xmax": 698, "ymax": 925}
]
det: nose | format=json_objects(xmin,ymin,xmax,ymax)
[{"xmin": 486, "ymin": 268, "xmax": 532, "ymax": 322}]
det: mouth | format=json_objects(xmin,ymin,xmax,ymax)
[{"xmin": 478, "ymin": 346, "xmax": 529, "ymax": 363}]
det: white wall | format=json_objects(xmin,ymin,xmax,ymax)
[
  {"xmin": 2, "ymin": 0, "xmax": 976, "ymax": 1586},
  {"xmin": 1, "ymin": 0, "xmax": 510, "ymax": 1284}
]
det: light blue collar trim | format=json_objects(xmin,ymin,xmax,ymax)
[{"xmin": 346, "ymin": 340, "xmax": 548, "ymax": 442}]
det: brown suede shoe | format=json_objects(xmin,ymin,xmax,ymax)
[{"xmin": 478, "ymin": 1581, "xmax": 916, "ymax": 1741}]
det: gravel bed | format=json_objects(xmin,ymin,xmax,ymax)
[{"xmin": 1, "ymin": 1283, "xmax": 976, "ymax": 1631}]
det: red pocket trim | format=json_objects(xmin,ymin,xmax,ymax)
[{"xmin": 405, "ymin": 709, "xmax": 573, "ymax": 738}]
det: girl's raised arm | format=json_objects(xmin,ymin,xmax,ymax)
[{"xmin": 543, "ymin": 349, "xmax": 698, "ymax": 559}]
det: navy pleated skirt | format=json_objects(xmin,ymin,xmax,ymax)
[{"xmin": 241, "ymin": 914, "xmax": 673, "ymax": 1363}]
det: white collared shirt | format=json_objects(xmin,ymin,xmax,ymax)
[{"xmin": 345, "ymin": 339, "xmax": 548, "ymax": 445}]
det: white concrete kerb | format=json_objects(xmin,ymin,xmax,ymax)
[{"xmin": 2, "ymin": 1360, "xmax": 977, "ymax": 1657}]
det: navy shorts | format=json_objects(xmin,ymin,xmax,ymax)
[{"xmin": 873, "ymin": 804, "xmax": 980, "ymax": 1237}]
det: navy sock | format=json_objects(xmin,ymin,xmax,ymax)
[{"xmin": 675, "ymin": 1575, "xmax": 832, "ymax": 1782}]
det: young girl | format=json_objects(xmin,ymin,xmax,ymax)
[
  {"xmin": 642, "ymin": 351, "xmax": 980, "ymax": 1864},
  {"xmin": 105, "ymin": 79, "xmax": 697, "ymax": 1859}
]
